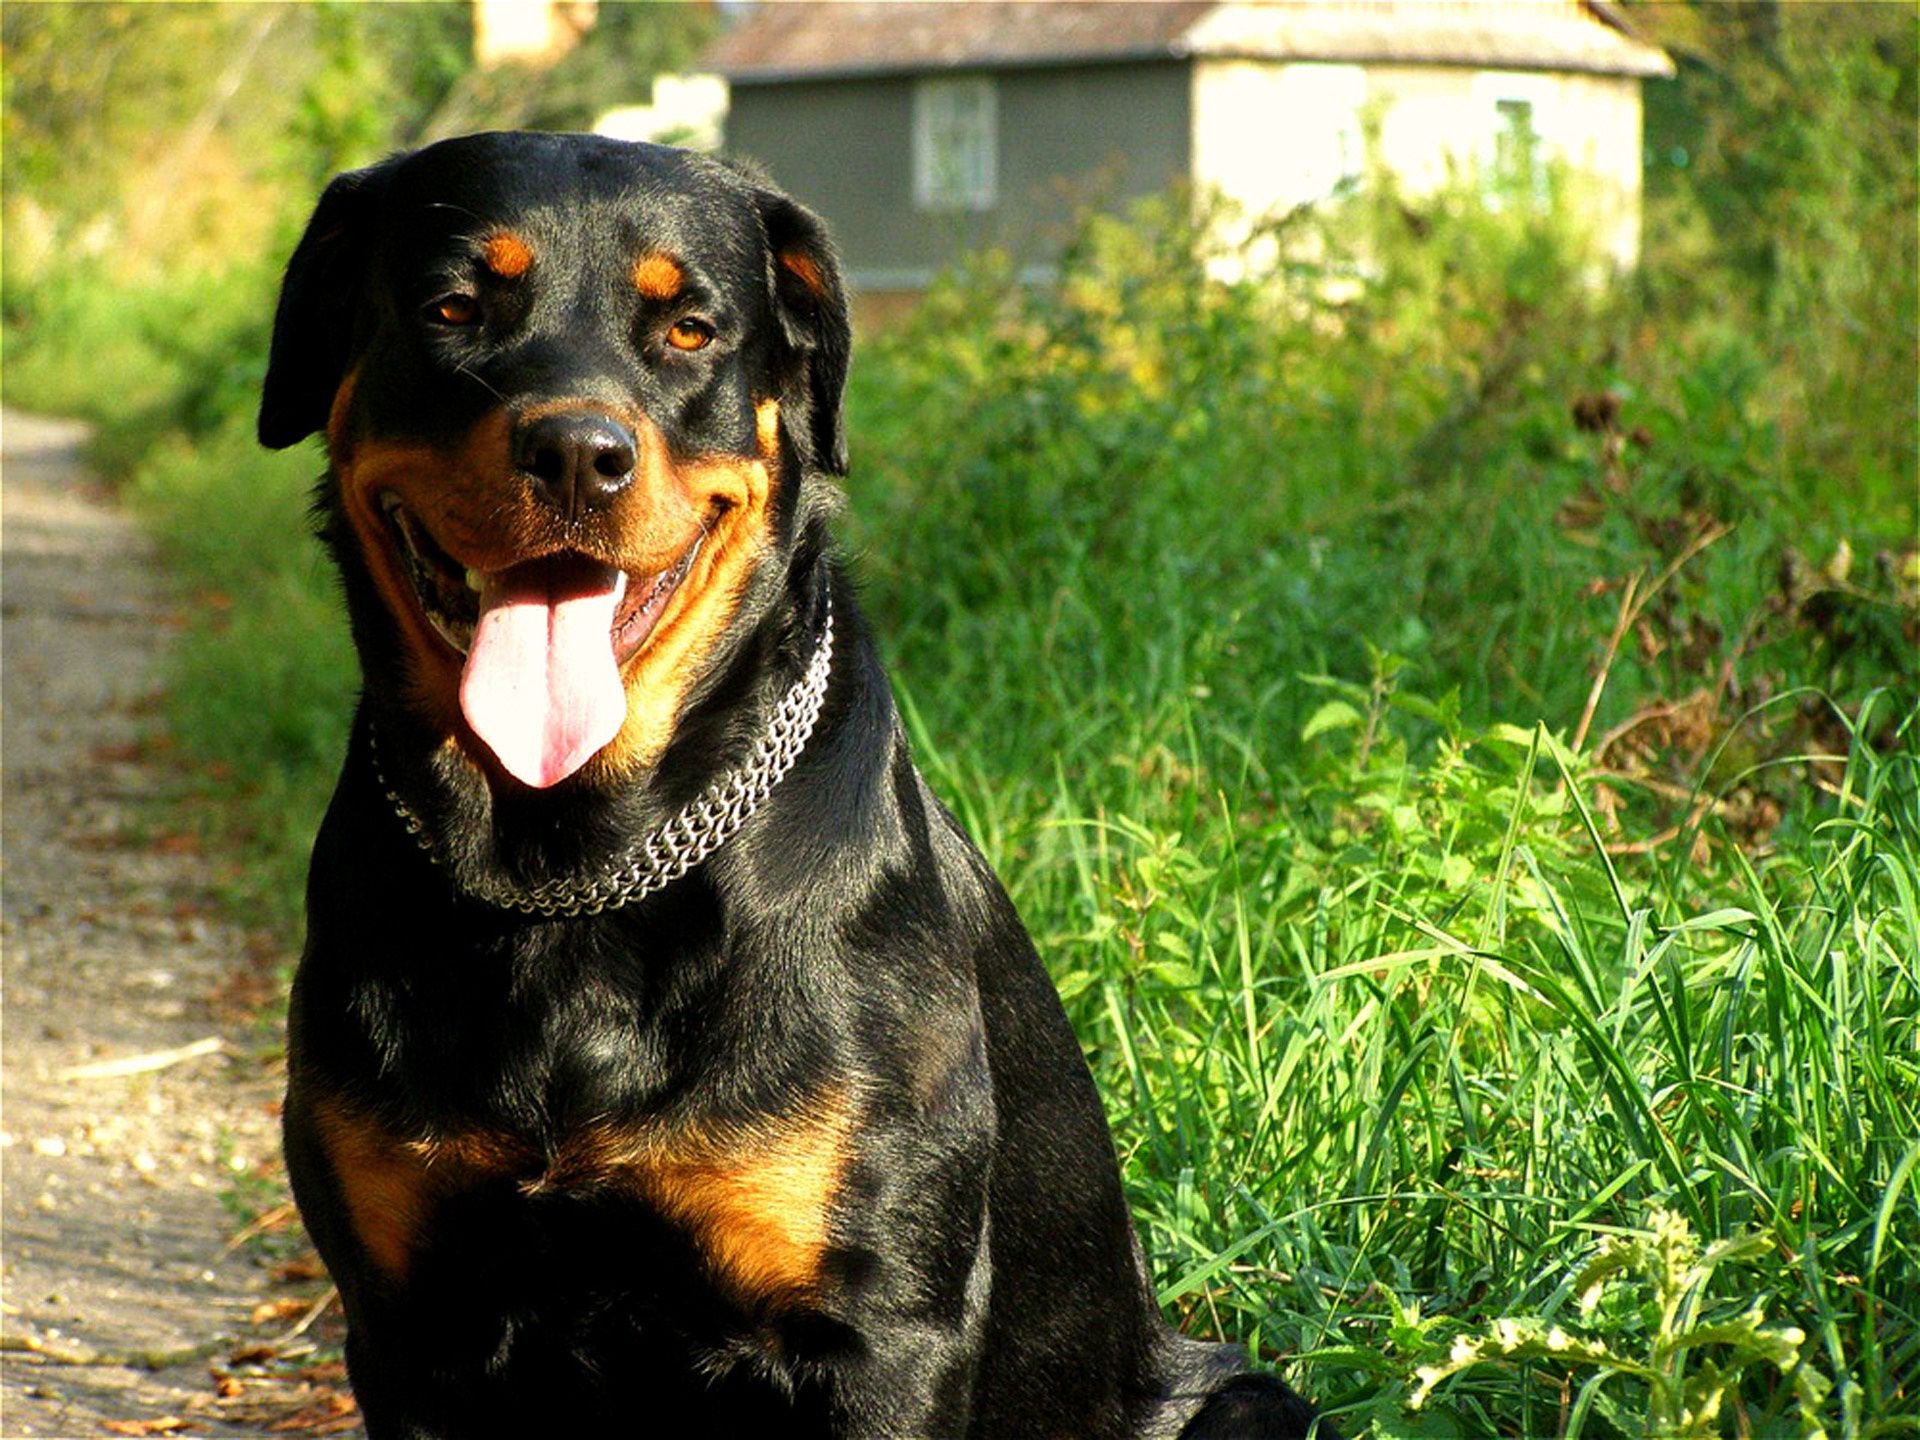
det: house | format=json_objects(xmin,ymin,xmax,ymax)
[{"xmin": 705, "ymin": 1, "xmax": 1673, "ymax": 314}]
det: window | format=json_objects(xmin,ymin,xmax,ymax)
[
  {"xmin": 913, "ymin": 76, "xmax": 997, "ymax": 212},
  {"xmin": 1492, "ymin": 98, "xmax": 1539, "ymax": 195},
  {"xmin": 1471, "ymin": 72, "xmax": 1554, "ymax": 207}
]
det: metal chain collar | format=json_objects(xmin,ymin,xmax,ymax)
[{"xmin": 374, "ymin": 597, "xmax": 834, "ymax": 918}]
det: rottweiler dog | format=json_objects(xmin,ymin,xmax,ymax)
[{"xmin": 258, "ymin": 131, "xmax": 1333, "ymax": 1439}]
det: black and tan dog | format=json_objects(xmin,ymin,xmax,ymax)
[{"xmin": 259, "ymin": 131, "xmax": 1331, "ymax": 1439}]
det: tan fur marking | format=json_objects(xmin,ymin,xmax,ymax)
[
  {"xmin": 331, "ymin": 409, "xmax": 533, "ymax": 736},
  {"xmin": 556, "ymin": 1094, "xmax": 855, "ymax": 1303},
  {"xmin": 309, "ymin": 1098, "xmax": 424, "ymax": 1283},
  {"xmin": 643, "ymin": 1102, "xmax": 853, "ymax": 1302},
  {"xmin": 588, "ymin": 419, "xmax": 778, "ymax": 781},
  {"xmin": 310, "ymin": 1093, "xmax": 853, "ymax": 1303},
  {"xmin": 632, "ymin": 252, "xmax": 684, "ymax": 301},
  {"xmin": 778, "ymin": 249, "xmax": 827, "ymax": 299},
  {"xmin": 308, "ymin": 1097, "xmax": 527, "ymax": 1284},
  {"xmin": 326, "ymin": 367, "xmax": 361, "ymax": 452},
  {"xmin": 755, "ymin": 397, "xmax": 781, "ymax": 460},
  {"xmin": 481, "ymin": 232, "xmax": 535, "ymax": 279}
]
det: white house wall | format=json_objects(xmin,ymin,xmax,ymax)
[
  {"xmin": 1191, "ymin": 60, "xmax": 1369, "ymax": 216},
  {"xmin": 1191, "ymin": 59, "xmax": 1646, "ymax": 267}
]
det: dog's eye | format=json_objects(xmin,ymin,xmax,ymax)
[
  {"xmin": 427, "ymin": 294, "xmax": 482, "ymax": 327},
  {"xmin": 665, "ymin": 318, "xmax": 714, "ymax": 352}
]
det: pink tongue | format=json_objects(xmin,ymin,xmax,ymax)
[{"xmin": 460, "ymin": 558, "xmax": 628, "ymax": 789}]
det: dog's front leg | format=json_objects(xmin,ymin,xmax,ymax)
[
  {"xmin": 824, "ymin": 1230, "xmax": 991, "ymax": 1440},
  {"xmin": 812, "ymin": 1106, "xmax": 995, "ymax": 1440}
]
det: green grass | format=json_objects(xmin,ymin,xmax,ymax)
[
  {"xmin": 6, "ymin": 183, "xmax": 1916, "ymax": 1436},
  {"xmin": 127, "ymin": 418, "xmax": 356, "ymax": 927},
  {"xmin": 970, "ymin": 693, "xmax": 1919, "ymax": 1436}
]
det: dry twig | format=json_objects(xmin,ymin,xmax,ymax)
[{"xmin": 56, "ymin": 1037, "xmax": 224, "ymax": 1082}]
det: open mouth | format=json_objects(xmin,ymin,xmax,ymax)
[{"xmin": 379, "ymin": 493, "xmax": 703, "ymax": 665}]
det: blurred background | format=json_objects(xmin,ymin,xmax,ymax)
[{"xmin": 4, "ymin": 3, "xmax": 1916, "ymax": 1436}]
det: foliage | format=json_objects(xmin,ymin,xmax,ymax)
[
  {"xmin": 1636, "ymin": 0, "xmax": 1919, "ymax": 498},
  {"xmin": 846, "ymin": 183, "xmax": 1915, "ymax": 804},
  {"xmin": 0, "ymin": 2, "xmax": 471, "ymax": 278},
  {"xmin": 1001, "ymin": 662, "xmax": 1918, "ymax": 1436}
]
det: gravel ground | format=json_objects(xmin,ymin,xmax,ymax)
[{"xmin": 1, "ymin": 412, "xmax": 353, "ymax": 1438}]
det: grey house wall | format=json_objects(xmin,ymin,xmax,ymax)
[{"xmin": 724, "ymin": 61, "xmax": 1192, "ymax": 290}]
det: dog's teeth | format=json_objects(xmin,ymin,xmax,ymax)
[
  {"xmin": 465, "ymin": 568, "xmax": 485, "ymax": 593},
  {"xmin": 428, "ymin": 610, "xmax": 473, "ymax": 656}
]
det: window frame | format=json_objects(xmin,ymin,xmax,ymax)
[{"xmin": 912, "ymin": 75, "xmax": 998, "ymax": 213}]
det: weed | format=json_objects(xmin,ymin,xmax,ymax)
[{"xmin": 1408, "ymin": 1208, "xmax": 1832, "ymax": 1439}]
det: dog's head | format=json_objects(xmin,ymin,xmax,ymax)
[{"xmin": 260, "ymin": 132, "xmax": 849, "ymax": 793}]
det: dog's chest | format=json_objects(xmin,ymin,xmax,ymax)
[{"xmin": 309, "ymin": 1088, "xmax": 854, "ymax": 1312}]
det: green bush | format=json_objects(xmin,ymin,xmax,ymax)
[{"xmin": 846, "ymin": 186, "xmax": 1915, "ymax": 817}]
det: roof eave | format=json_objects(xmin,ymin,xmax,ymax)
[
  {"xmin": 1183, "ymin": 47, "xmax": 1678, "ymax": 79},
  {"xmin": 717, "ymin": 47, "xmax": 1193, "ymax": 86},
  {"xmin": 723, "ymin": 49, "xmax": 1675, "ymax": 86}
]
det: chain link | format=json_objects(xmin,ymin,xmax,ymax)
[{"xmin": 374, "ymin": 597, "xmax": 834, "ymax": 918}]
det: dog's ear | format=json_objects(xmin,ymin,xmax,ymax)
[
  {"xmin": 758, "ymin": 190, "xmax": 852, "ymax": 477},
  {"xmin": 258, "ymin": 160, "xmax": 394, "ymax": 451}
]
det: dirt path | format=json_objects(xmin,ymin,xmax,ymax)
[{"xmin": 1, "ymin": 412, "xmax": 346, "ymax": 1437}]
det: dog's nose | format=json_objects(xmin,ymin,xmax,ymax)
[{"xmin": 513, "ymin": 412, "xmax": 636, "ymax": 516}]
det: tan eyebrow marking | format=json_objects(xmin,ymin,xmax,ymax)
[
  {"xmin": 481, "ymin": 232, "xmax": 535, "ymax": 279},
  {"xmin": 632, "ymin": 253, "xmax": 685, "ymax": 301}
]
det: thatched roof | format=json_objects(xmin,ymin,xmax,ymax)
[{"xmin": 707, "ymin": 1, "xmax": 1675, "ymax": 84}]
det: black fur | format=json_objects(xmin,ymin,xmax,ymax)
[{"xmin": 261, "ymin": 131, "xmax": 1334, "ymax": 1440}]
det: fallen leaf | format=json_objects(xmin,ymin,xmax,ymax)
[
  {"xmin": 102, "ymin": 1418, "xmax": 194, "ymax": 1436},
  {"xmin": 271, "ymin": 1255, "xmax": 327, "ymax": 1284},
  {"xmin": 250, "ymin": 1299, "xmax": 309, "ymax": 1327},
  {"xmin": 268, "ymin": 1391, "xmax": 359, "ymax": 1434}
]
